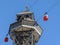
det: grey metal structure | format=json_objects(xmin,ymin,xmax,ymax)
[{"xmin": 8, "ymin": 9, "xmax": 43, "ymax": 45}]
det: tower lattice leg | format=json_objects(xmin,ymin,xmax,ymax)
[{"xmin": 12, "ymin": 30, "xmax": 34, "ymax": 45}]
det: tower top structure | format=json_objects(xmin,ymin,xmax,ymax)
[{"xmin": 8, "ymin": 8, "xmax": 43, "ymax": 45}]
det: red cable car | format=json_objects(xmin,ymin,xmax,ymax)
[
  {"xmin": 43, "ymin": 12, "xmax": 48, "ymax": 21},
  {"xmin": 4, "ymin": 37, "xmax": 8, "ymax": 42}
]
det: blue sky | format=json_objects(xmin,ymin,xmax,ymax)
[{"xmin": 0, "ymin": 0, "xmax": 60, "ymax": 45}]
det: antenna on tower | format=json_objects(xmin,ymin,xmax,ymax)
[{"xmin": 25, "ymin": 6, "xmax": 30, "ymax": 12}]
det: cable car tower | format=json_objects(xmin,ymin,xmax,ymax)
[{"xmin": 8, "ymin": 7, "xmax": 43, "ymax": 45}]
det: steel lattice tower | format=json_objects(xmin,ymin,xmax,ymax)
[{"xmin": 8, "ymin": 8, "xmax": 43, "ymax": 45}]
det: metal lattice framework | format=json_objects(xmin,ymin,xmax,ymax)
[
  {"xmin": 8, "ymin": 9, "xmax": 43, "ymax": 45},
  {"xmin": 12, "ymin": 30, "xmax": 34, "ymax": 45}
]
